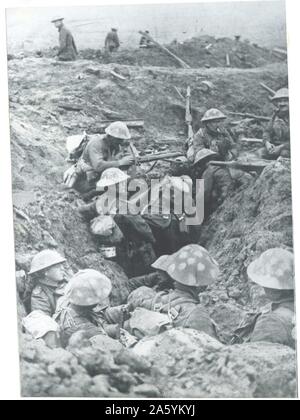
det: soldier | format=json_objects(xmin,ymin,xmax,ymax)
[
  {"xmin": 190, "ymin": 108, "xmax": 237, "ymax": 163},
  {"xmin": 105, "ymin": 28, "xmax": 120, "ymax": 52},
  {"xmin": 28, "ymin": 250, "xmax": 67, "ymax": 317},
  {"xmin": 232, "ymin": 248, "xmax": 295, "ymax": 348},
  {"xmin": 193, "ymin": 148, "xmax": 234, "ymax": 219},
  {"xmin": 75, "ymin": 122, "xmax": 135, "ymax": 194},
  {"xmin": 128, "ymin": 244, "xmax": 220, "ymax": 338},
  {"xmin": 262, "ymin": 88, "xmax": 290, "ymax": 160},
  {"xmin": 51, "ymin": 17, "xmax": 78, "ymax": 61},
  {"xmin": 56, "ymin": 269, "xmax": 131, "ymax": 346}
]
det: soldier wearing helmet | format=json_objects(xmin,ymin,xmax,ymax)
[
  {"xmin": 191, "ymin": 108, "xmax": 237, "ymax": 163},
  {"xmin": 56, "ymin": 269, "xmax": 132, "ymax": 345},
  {"xmin": 262, "ymin": 88, "xmax": 290, "ymax": 160},
  {"xmin": 51, "ymin": 17, "xmax": 78, "ymax": 61},
  {"xmin": 78, "ymin": 122, "xmax": 135, "ymax": 193},
  {"xmin": 232, "ymin": 248, "xmax": 295, "ymax": 348},
  {"xmin": 127, "ymin": 244, "xmax": 220, "ymax": 339},
  {"xmin": 29, "ymin": 250, "xmax": 67, "ymax": 317}
]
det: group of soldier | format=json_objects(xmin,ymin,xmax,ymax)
[
  {"xmin": 22, "ymin": 69, "xmax": 295, "ymax": 353},
  {"xmin": 51, "ymin": 16, "xmax": 152, "ymax": 61}
]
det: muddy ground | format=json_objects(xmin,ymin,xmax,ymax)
[{"xmin": 8, "ymin": 45, "xmax": 296, "ymax": 398}]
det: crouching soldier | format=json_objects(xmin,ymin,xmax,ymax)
[
  {"xmin": 55, "ymin": 269, "xmax": 131, "ymax": 346},
  {"xmin": 192, "ymin": 148, "xmax": 235, "ymax": 219},
  {"xmin": 127, "ymin": 244, "xmax": 220, "ymax": 339},
  {"xmin": 261, "ymin": 88, "xmax": 290, "ymax": 160},
  {"xmin": 188, "ymin": 108, "xmax": 237, "ymax": 163},
  {"xmin": 232, "ymin": 248, "xmax": 295, "ymax": 348},
  {"xmin": 28, "ymin": 250, "xmax": 67, "ymax": 317},
  {"xmin": 74, "ymin": 122, "xmax": 135, "ymax": 195}
]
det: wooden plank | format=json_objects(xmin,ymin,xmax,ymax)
[
  {"xmin": 138, "ymin": 31, "xmax": 191, "ymax": 69},
  {"xmin": 273, "ymin": 48, "xmax": 288, "ymax": 57},
  {"xmin": 97, "ymin": 120, "xmax": 144, "ymax": 130},
  {"xmin": 110, "ymin": 70, "xmax": 127, "ymax": 81},
  {"xmin": 260, "ymin": 83, "xmax": 276, "ymax": 96}
]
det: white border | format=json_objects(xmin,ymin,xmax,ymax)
[{"xmin": 0, "ymin": 0, "xmax": 299, "ymax": 400}]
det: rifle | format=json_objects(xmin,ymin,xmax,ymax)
[
  {"xmin": 208, "ymin": 160, "xmax": 270, "ymax": 174},
  {"xmin": 186, "ymin": 86, "xmax": 194, "ymax": 141},
  {"xmin": 228, "ymin": 112, "xmax": 271, "ymax": 122},
  {"xmin": 137, "ymin": 151, "xmax": 185, "ymax": 164}
]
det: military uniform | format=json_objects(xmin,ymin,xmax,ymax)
[
  {"xmin": 192, "ymin": 126, "xmax": 237, "ymax": 162},
  {"xmin": 202, "ymin": 165, "xmax": 234, "ymax": 218},
  {"xmin": 262, "ymin": 111, "xmax": 290, "ymax": 159},
  {"xmin": 31, "ymin": 281, "xmax": 67, "ymax": 317},
  {"xmin": 105, "ymin": 31, "xmax": 120, "ymax": 52},
  {"xmin": 58, "ymin": 25, "xmax": 78, "ymax": 61},
  {"xmin": 57, "ymin": 304, "xmax": 129, "ymax": 345},
  {"xmin": 128, "ymin": 287, "xmax": 217, "ymax": 338},
  {"xmin": 250, "ymin": 299, "xmax": 295, "ymax": 348}
]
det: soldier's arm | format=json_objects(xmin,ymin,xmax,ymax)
[
  {"xmin": 88, "ymin": 142, "xmax": 120, "ymax": 173},
  {"xmin": 127, "ymin": 273, "xmax": 161, "ymax": 292},
  {"xmin": 31, "ymin": 293, "xmax": 53, "ymax": 317},
  {"xmin": 193, "ymin": 128, "xmax": 207, "ymax": 152},
  {"xmin": 186, "ymin": 306, "xmax": 217, "ymax": 339}
]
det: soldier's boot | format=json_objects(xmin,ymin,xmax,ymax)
[{"xmin": 78, "ymin": 202, "xmax": 98, "ymax": 221}]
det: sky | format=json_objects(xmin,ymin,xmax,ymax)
[{"xmin": 6, "ymin": 1, "xmax": 287, "ymax": 52}]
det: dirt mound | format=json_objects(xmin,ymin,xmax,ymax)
[
  {"xmin": 200, "ymin": 158, "xmax": 293, "ymax": 308},
  {"xmin": 20, "ymin": 333, "xmax": 160, "ymax": 398},
  {"xmin": 133, "ymin": 328, "xmax": 297, "ymax": 398},
  {"xmin": 79, "ymin": 35, "xmax": 284, "ymax": 69},
  {"xmin": 8, "ymin": 54, "xmax": 293, "ymax": 398}
]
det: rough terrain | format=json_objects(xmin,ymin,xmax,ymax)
[{"xmin": 8, "ymin": 44, "xmax": 295, "ymax": 398}]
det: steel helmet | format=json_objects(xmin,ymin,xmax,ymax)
[
  {"xmin": 247, "ymin": 248, "xmax": 294, "ymax": 290},
  {"xmin": 201, "ymin": 108, "xmax": 227, "ymax": 123},
  {"xmin": 105, "ymin": 122, "xmax": 131, "ymax": 140},
  {"xmin": 271, "ymin": 88, "xmax": 289, "ymax": 102},
  {"xmin": 163, "ymin": 244, "xmax": 220, "ymax": 287},
  {"xmin": 96, "ymin": 168, "xmax": 130, "ymax": 189},
  {"xmin": 193, "ymin": 148, "xmax": 218, "ymax": 166},
  {"xmin": 151, "ymin": 255, "xmax": 171, "ymax": 272},
  {"xmin": 68, "ymin": 269, "xmax": 112, "ymax": 306},
  {"xmin": 29, "ymin": 250, "xmax": 66, "ymax": 275},
  {"xmin": 51, "ymin": 17, "xmax": 64, "ymax": 23}
]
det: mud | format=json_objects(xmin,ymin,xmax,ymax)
[{"xmin": 8, "ymin": 46, "xmax": 295, "ymax": 398}]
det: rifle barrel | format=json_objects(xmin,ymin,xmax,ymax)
[{"xmin": 139, "ymin": 151, "xmax": 185, "ymax": 163}]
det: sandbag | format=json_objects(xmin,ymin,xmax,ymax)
[
  {"xmin": 23, "ymin": 310, "xmax": 60, "ymax": 339},
  {"xmin": 90, "ymin": 215, "xmax": 124, "ymax": 245},
  {"xmin": 129, "ymin": 307, "xmax": 172, "ymax": 338}
]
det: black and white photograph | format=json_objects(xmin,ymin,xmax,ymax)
[{"xmin": 2, "ymin": 0, "xmax": 298, "ymax": 399}]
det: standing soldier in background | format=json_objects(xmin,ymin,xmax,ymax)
[
  {"xmin": 51, "ymin": 17, "xmax": 78, "ymax": 61},
  {"xmin": 105, "ymin": 28, "xmax": 120, "ymax": 53},
  {"xmin": 262, "ymin": 88, "xmax": 290, "ymax": 160}
]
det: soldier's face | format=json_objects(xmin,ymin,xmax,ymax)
[
  {"xmin": 275, "ymin": 99, "xmax": 289, "ymax": 113},
  {"xmin": 45, "ymin": 263, "xmax": 65, "ymax": 283},
  {"xmin": 207, "ymin": 120, "xmax": 222, "ymax": 131},
  {"xmin": 53, "ymin": 21, "xmax": 63, "ymax": 29}
]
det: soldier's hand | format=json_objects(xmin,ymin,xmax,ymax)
[
  {"xmin": 266, "ymin": 142, "xmax": 275, "ymax": 153},
  {"xmin": 119, "ymin": 156, "xmax": 135, "ymax": 167}
]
